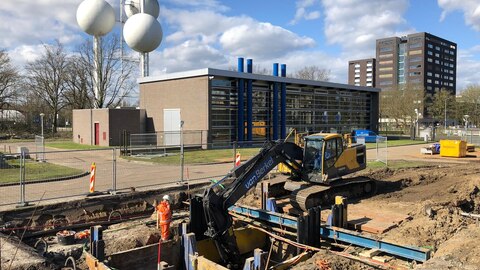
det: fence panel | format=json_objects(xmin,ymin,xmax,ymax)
[
  {"xmin": 0, "ymin": 148, "xmax": 115, "ymax": 206},
  {"xmin": 375, "ymin": 136, "xmax": 388, "ymax": 165},
  {"xmin": 35, "ymin": 135, "xmax": 45, "ymax": 161},
  {"xmin": 0, "ymin": 151, "xmax": 22, "ymax": 206}
]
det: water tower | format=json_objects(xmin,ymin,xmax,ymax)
[
  {"xmin": 76, "ymin": 0, "xmax": 116, "ymax": 108},
  {"xmin": 123, "ymin": 0, "xmax": 162, "ymax": 76}
]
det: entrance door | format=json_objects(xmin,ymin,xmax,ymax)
[
  {"xmin": 164, "ymin": 109, "xmax": 181, "ymax": 146},
  {"xmin": 94, "ymin": 123, "xmax": 100, "ymax": 145}
]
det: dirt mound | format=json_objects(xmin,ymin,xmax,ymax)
[
  {"xmin": 291, "ymin": 163, "xmax": 480, "ymax": 269},
  {"xmin": 103, "ymin": 219, "xmax": 161, "ymax": 254}
]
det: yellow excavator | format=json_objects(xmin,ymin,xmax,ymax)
[
  {"xmin": 282, "ymin": 132, "xmax": 374, "ymax": 210},
  {"xmin": 191, "ymin": 133, "xmax": 376, "ymax": 267}
]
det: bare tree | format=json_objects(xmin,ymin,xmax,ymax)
[
  {"xmin": 293, "ymin": 66, "xmax": 330, "ymax": 81},
  {"xmin": 77, "ymin": 34, "xmax": 136, "ymax": 108},
  {"xmin": 456, "ymin": 84, "xmax": 480, "ymax": 126},
  {"xmin": 64, "ymin": 55, "xmax": 92, "ymax": 109},
  {"xmin": 427, "ymin": 88, "xmax": 455, "ymax": 125},
  {"xmin": 0, "ymin": 50, "xmax": 20, "ymax": 110},
  {"xmin": 380, "ymin": 84, "xmax": 424, "ymax": 131},
  {"xmin": 25, "ymin": 42, "xmax": 69, "ymax": 133}
]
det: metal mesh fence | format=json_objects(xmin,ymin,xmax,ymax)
[
  {"xmin": 375, "ymin": 136, "xmax": 388, "ymax": 165},
  {"xmin": 432, "ymin": 127, "xmax": 480, "ymax": 145},
  {"xmin": 35, "ymin": 135, "xmax": 45, "ymax": 161},
  {"xmin": 129, "ymin": 131, "xmax": 206, "ymax": 154},
  {"xmin": 0, "ymin": 148, "xmax": 115, "ymax": 206}
]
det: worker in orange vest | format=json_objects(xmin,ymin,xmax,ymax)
[{"xmin": 157, "ymin": 195, "xmax": 172, "ymax": 241}]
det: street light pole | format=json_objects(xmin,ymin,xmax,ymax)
[
  {"xmin": 40, "ymin": 113, "xmax": 45, "ymax": 138},
  {"xmin": 414, "ymin": 109, "xmax": 419, "ymax": 138},
  {"xmin": 444, "ymin": 98, "xmax": 447, "ymax": 127},
  {"xmin": 39, "ymin": 113, "xmax": 45, "ymax": 162}
]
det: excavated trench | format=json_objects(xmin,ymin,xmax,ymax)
[{"xmin": 2, "ymin": 162, "xmax": 480, "ymax": 269}]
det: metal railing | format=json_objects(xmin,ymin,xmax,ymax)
[{"xmin": 0, "ymin": 141, "xmax": 259, "ymax": 208}]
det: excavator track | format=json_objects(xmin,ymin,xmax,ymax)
[{"xmin": 289, "ymin": 177, "xmax": 377, "ymax": 211}]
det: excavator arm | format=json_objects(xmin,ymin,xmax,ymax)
[{"xmin": 198, "ymin": 141, "xmax": 304, "ymax": 266}]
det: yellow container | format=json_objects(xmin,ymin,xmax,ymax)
[{"xmin": 440, "ymin": 140, "xmax": 467, "ymax": 158}]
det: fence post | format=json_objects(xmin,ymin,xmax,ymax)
[
  {"xmin": 111, "ymin": 148, "xmax": 117, "ymax": 195},
  {"xmin": 18, "ymin": 151, "xmax": 28, "ymax": 207},
  {"xmin": 180, "ymin": 121, "xmax": 185, "ymax": 183},
  {"xmin": 233, "ymin": 141, "xmax": 237, "ymax": 169}
]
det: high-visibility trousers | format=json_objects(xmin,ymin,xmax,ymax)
[{"xmin": 159, "ymin": 219, "xmax": 171, "ymax": 240}]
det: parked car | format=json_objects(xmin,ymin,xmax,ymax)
[{"xmin": 352, "ymin": 129, "xmax": 379, "ymax": 143}]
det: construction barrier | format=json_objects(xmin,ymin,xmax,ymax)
[
  {"xmin": 90, "ymin": 162, "xmax": 96, "ymax": 193},
  {"xmin": 235, "ymin": 152, "xmax": 241, "ymax": 167}
]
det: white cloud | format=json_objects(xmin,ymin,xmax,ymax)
[
  {"xmin": 7, "ymin": 45, "xmax": 45, "ymax": 72},
  {"xmin": 148, "ymin": 39, "xmax": 228, "ymax": 75},
  {"xmin": 438, "ymin": 0, "xmax": 480, "ymax": 31},
  {"xmin": 0, "ymin": 0, "xmax": 84, "ymax": 49},
  {"xmin": 159, "ymin": 7, "xmax": 316, "ymax": 69},
  {"xmin": 290, "ymin": 0, "xmax": 322, "ymax": 25},
  {"xmin": 220, "ymin": 23, "xmax": 315, "ymax": 60},
  {"xmin": 162, "ymin": 9, "xmax": 255, "ymax": 45},
  {"xmin": 457, "ymin": 47, "xmax": 480, "ymax": 91},
  {"xmin": 164, "ymin": 0, "xmax": 229, "ymax": 12},
  {"xmin": 321, "ymin": 0, "xmax": 412, "ymax": 59}
]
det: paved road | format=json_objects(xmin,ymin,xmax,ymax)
[{"xmin": 1, "ymin": 141, "xmax": 475, "ymax": 209}]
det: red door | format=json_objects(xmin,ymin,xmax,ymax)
[{"xmin": 94, "ymin": 123, "xmax": 100, "ymax": 145}]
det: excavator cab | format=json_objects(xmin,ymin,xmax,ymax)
[{"xmin": 303, "ymin": 133, "xmax": 366, "ymax": 184}]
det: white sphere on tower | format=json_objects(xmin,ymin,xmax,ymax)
[
  {"xmin": 76, "ymin": 0, "xmax": 116, "ymax": 36},
  {"xmin": 125, "ymin": 0, "xmax": 160, "ymax": 18},
  {"xmin": 123, "ymin": 13, "xmax": 163, "ymax": 53}
]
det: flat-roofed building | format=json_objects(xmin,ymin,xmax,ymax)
[
  {"xmin": 376, "ymin": 32, "xmax": 456, "ymax": 94},
  {"xmin": 139, "ymin": 63, "xmax": 380, "ymax": 145},
  {"xmin": 348, "ymin": 58, "xmax": 376, "ymax": 87}
]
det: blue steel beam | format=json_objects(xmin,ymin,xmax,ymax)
[
  {"xmin": 229, "ymin": 205, "xmax": 431, "ymax": 262},
  {"xmin": 272, "ymin": 63, "xmax": 279, "ymax": 140}
]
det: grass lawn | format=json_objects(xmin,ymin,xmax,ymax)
[
  {"xmin": 0, "ymin": 159, "xmax": 85, "ymax": 184},
  {"xmin": 365, "ymin": 139, "xmax": 427, "ymax": 149},
  {"xmin": 123, "ymin": 148, "xmax": 261, "ymax": 165},
  {"xmin": 46, "ymin": 141, "xmax": 108, "ymax": 150},
  {"xmin": 123, "ymin": 139, "xmax": 429, "ymax": 165}
]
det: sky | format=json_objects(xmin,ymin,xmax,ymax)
[{"xmin": 1, "ymin": 0, "xmax": 480, "ymax": 96}]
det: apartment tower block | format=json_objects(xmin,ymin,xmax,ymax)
[{"xmin": 375, "ymin": 32, "xmax": 457, "ymax": 96}]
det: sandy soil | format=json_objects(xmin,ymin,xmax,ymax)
[{"xmin": 291, "ymin": 162, "xmax": 480, "ymax": 269}]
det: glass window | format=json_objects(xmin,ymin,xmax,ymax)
[
  {"xmin": 304, "ymin": 139, "xmax": 323, "ymax": 171},
  {"xmin": 379, "ymin": 60, "xmax": 393, "ymax": 65},
  {"xmin": 379, "ymin": 80, "xmax": 393, "ymax": 85},
  {"xmin": 380, "ymin": 47, "xmax": 393, "ymax": 52},
  {"xmin": 409, "ymin": 42, "xmax": 422, "ymax": 49},
  {"xmin": 427, "ymin": 72, "xmax": 432, "ymax": 76},
  {"xmin": 379, "ymin": 53, "xmax": 393, "ymax": 59},
  {"xmin": 427, "ymin": 44, "xmax": 433, "ymax": 49},
  {"xmin": 325, "ymin": 139, "xmax": 336, "ymax": 168},
  {"xmin": 409, "ymin": 50, "xmax": 422, "ymax": 55},
  {"xmin": 410, "ymin": 56, "xmax": 422, "ymax": 62},
  {"xmin": 379, "ymin": 74, "xmax": 393, "ymax": 78}
]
